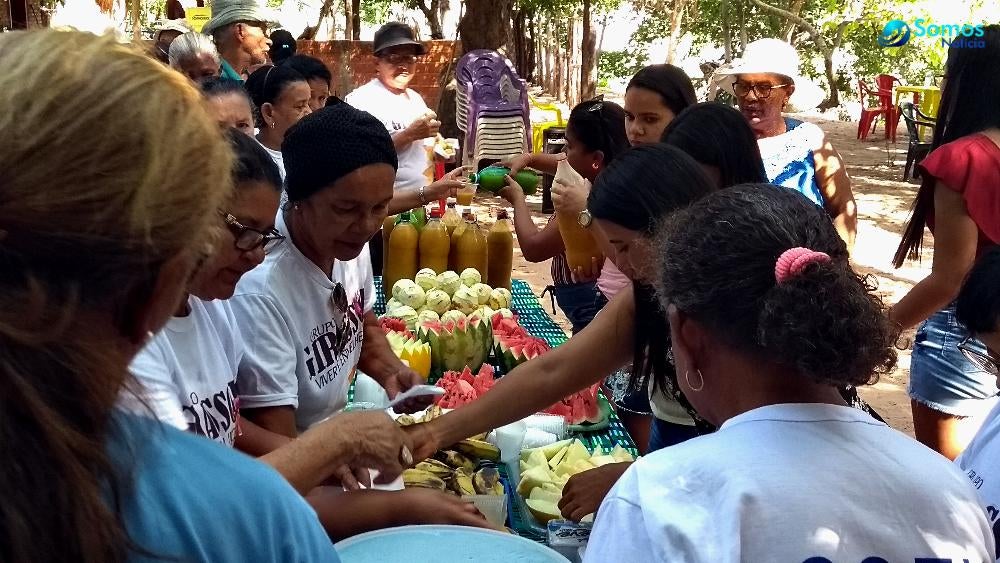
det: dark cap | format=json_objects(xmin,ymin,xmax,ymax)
[{"xmin": 373, "ymin": 22, "xmax": 426, "ymax": 56}]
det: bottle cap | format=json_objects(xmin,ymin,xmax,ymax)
[
  {"xmin": 429, "ymin": 208, "xmax": 443, "ymax": 219},
  {"xmin": 496, "ymin": 209, "xmax": 509, "ymax": 220},
  {"xmin": 446, "ymin": 198, "xmax": 456, "ymax": 207}
]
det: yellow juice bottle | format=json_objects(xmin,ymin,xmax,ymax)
[
  {"xmin": 419, "ymin": 209, "xmax": 450, "ymax": 273},
  {"xmin": 487, "ymin": 210, "xmax": 513, "ymax": 290},
  {"xmin": 384, "ymin": 212, "xmax": 419, "ymax": 295}
]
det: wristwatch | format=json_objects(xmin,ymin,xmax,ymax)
[{"xmin": 577, "ymin": 209, "xmax": 593, "ymax": 228}]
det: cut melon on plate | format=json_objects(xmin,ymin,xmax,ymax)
[{"xmin": 526, "ymin": 499, "xmax": 562, "ymax": 524}]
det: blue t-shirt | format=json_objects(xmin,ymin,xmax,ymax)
[{"xmin": 109, "ymin": 412, "xmax": 339, "ymax": 562}]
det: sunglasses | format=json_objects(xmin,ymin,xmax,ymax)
[
  {"xmin": 220, "ymin": 211, "xmax": 284, "ymax": 253},
  {"xmin": 733, "ymin": 81, "xmax": 791, "ymax": 99},
  {"xmin": 584, "ymin": 95, "xmax": 611, "ymax": 156},
  {"xmin": 959, "ymin": 336, "xmax": 1000, "ymax": 377},
  {"xmin": 380, "ymin": 53, "xmax": 418, "ymax": 66}
]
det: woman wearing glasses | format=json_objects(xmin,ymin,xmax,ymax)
[
  {"xmin": 716, "ymin": 39, "xmax": 857, "ymax": 250},
  {"xmin": 129, "ymin": 129, "xmax": 480, "ymax": 538}
]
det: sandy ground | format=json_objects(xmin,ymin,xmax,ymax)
[{"xmin": 469, "ymin": 115, "xmax": 927, "ymax": 435}]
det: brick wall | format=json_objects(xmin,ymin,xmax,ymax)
[{"xmin": 297, "ymin": 40, "xmax": 458, "ymax": 110}]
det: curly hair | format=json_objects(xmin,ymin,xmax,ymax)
[{"xmin": 655, "ymin": 185, "xmax": 897, "ymax": 387}]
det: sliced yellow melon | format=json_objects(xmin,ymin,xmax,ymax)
[
  {"xmin": 529, "ymin": 487, "xmax": 563, "ymax": 505},
  {"xmin": 526, "ymin": 499, "xmax": 562, "ymax": 524},
  {"xmin": 563, "ymin": 440, "xmax": 591, "ymax": 466},
  {"xmin": 517, "ymin": 465, "xmax": 554, "ymax": 497}
]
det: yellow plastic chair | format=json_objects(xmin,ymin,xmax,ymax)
[{"xmin": 530, "ymin": 96, "xmax": 566, "ymax": 153}]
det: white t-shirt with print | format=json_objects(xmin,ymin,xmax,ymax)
[
  {"xmin": 345, "ymin": 78, "xmax": 431, "ymax": 190},
  {"xmin": 958, "ymin": 401, "xmax": 1000, "ymax": 559},
  {"xmin": 230, "ymin": 211, "xmax": 375, "ymax": 432},
  {"xmin": 585, "ymin": 403, "xmax": 995, "ymax": 563},
  {"xmin": 126, "ymin": 297, "xmax": 243, "ymax": 446}
]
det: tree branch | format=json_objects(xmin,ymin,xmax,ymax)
[{"xmin": 747, "ymin": 0, "xmax": 829, "ymax": 52}]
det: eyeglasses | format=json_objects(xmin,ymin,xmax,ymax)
[
  {"xmin": 959, "ymin": 336, "xmax": 999, "ymax": 377},
  {"xmin": 219, "ymin": 211, "xmax": 285, "ymax": 253},
  {"xmin": 733, "ymin": 81, "xmax": 791, "ymax": 99},
  {"xmin": 381, "ymin": 53, "xmax": 417, "ymax": 66}
]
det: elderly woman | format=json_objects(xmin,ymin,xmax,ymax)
[
  {"xmin": 717, "ymin": 39, "xmax": 857, "ymax": 249},
  {"xmin": 169, "ymin": 31, "xmax": 221, "ymax": 82},
  {"xmin": 584, "ymin": 185, "xmax": 993, "ymax": 562}
]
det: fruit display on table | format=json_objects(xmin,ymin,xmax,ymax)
[
  {"xmin": 542, "ymin": 384, "xmax": 606, "ymax": 427},
  {"xmin": 491, "ymin": 315, "xmax": 551, "ymax": 372},
  {"xmin": 383, "ymin": 268, "xmax": 517, "ymax": 374},
  {"xmin": 434, "ymin": 364, "xmax": 497, "ymax": 408},
  {"xmin": 379, "ymin": 318, "xmax": 432, "ymax": 380},
  {"xmin": 516, "ymin": 439, "xmax": 635, "ymax": 525},
  {"xmin": 397, "ymin": 405, "xmax": 504, "ymax": 496}
]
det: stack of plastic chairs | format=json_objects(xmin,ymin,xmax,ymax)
[{"xmin": 456, "ymin": 50, "xmax": 530, "ymax": 166}]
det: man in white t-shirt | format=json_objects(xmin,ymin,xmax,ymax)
[
  {"xmin": 954, "ymin": 248, "xmax": 1000, "ymax": 559},
  {"xmin": 345, "ymin": 22, "xmax": 437, "ymax": 196}
]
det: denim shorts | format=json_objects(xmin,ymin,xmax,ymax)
[
  {"xmin": 908, "ymin": 305, "xmax": 999, "ymax": 417},
  {"xmin": 549, "ymin": 281, "xmax": 601, "ymax": 334}
]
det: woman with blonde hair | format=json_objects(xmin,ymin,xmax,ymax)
[{"xmin": 0, "ymin": 30, "xmax": 341, "ymax": 561}]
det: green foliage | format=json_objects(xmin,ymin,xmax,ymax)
[
  {"xmin": 361, "ymin": 0, "xmax": 405, "ymax": 24},
  {"xmin": 599, "ymin": 49, "xmax": 649, "ymax": 81}
]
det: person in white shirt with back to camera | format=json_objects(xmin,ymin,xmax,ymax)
[
  {"xmin": 585, "ymin": 184, "xmax": 995, "ymax": 563},
  {"xmin": 954, "ymin": 246, "xmax": 1000, "ymax": 558}
]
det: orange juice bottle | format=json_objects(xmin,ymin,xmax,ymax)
[
  {"xmin": 442, "ymin": 199, "xmax": 461, "ymax": 237},
  {"xmin": 454, "ymin": 212, "xmax": 488, "ymax": 275},
  {"xmin": 556, "ymin": 212, "xmax": 604, "ymax": 279},
  {"xmin": 553, "ymin": 160, "xmax": 603, "ymax": 278},
  {"xmin": 487, "ymin": 210, "xmax": 513, "ymax": 290},
  {"xmin": 419, "ymin": 209, "xmax": 450, "ymax": 273},
  {"xmin": 384, "ymin": 212, "xmax": 419, "ymax": 295}
]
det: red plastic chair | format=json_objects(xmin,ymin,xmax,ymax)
[
  {"xmin": 857, "ymin": 80, "xmax": 886, "ymax": 140},
  {"xmin": 876, "ymin": 74, "xmax": 902, "ymax": 142}
]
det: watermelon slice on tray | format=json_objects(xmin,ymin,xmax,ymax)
[
  {"xmin": 434, "ymin": 365, "xmax": 496, "ymax": 409},
  {"xmin": 542, "ymin": 383, "xmax": 611, "ymax": 431}
]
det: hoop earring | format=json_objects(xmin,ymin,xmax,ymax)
[{"xmin": 685, "ymin": 369, "xmax": 705, "ymax": 392}]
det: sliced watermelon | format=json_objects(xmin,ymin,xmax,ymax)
[
  {"xmin": 438, "ymin": 379, "xmax": 477, "ymax": 408},
  {"xmin": 496, "ymin": 333, "xmax": 550, "ymax": 372},
  {"xmin": 380, "ymin": 317, "xmax": 408, "ymax": 334},
  {"xmin": 543, "ymin": 384, "xmax": 602, "ymax": 425},
  {"xmin": 472, "ymin": 365, "xmax": 495, "ymax": 396}
]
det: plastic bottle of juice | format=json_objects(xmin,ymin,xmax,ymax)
[
  {"xmin": 471, "ymin": 166, "xmax": 540, "ymax": 195},
  {"xmin": 454, "ymin": 212, "xmax": 488, "ymax": 275},
  {"xmin": 487, "ymin": 209, "xmax": 513, "ymax": 290},
  {"xmin": 553, "ymin": 160, "xmax": 603, "ymax": 278},
  {"xmin": 384, "ymin": 212, "xmax": 419, "ymax": 295},
  {"xmin": 419, "ymin": 209, "xmax": 450, "ymax": 273},
  {"xmin": 442, "ymin": 199, "xmax": 462, "ymax": 237}
]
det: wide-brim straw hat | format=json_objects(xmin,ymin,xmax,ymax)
[
  {"xmin": 714, "ymin": 38, "xmax": 825, "ymax": 112},
  {"xmin": 202, "ymin": 0, "xmax": 280, "ymax": 35}
]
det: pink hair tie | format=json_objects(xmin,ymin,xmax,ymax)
[{"xmin": 775, "ymin": 247, "xmax": 831, "ymax": 284}]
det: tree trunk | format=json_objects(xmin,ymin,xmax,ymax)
[
  {"xmin": 303, "ymin": 0, "xmax": 337, "ymax": 40},
  {"xmin": 343, "ymin": 0, "xmax": 353, "ymax": 41},
  {"xmin": 459, "ymin": 0, "xmax": 513, "ymax": 52},
  {"xmin": 413, "ymin": 0, "xmax": 444, "ymax": 39},
  {"xmin": 580, "ymin": 0, "xmax": 597, "ymax": 101},
  {"xmin": 665, "ymin": 0, "xmax": 687, "ymax": 64},
  {"xmin": 131, "ymin": 0, "xmax": 141, "ymax": 40},
  {"xmin": 781, "ymin": 0, "xmax": 806, "ymax": 42},
  {"xmin": 748, "ymin": 0, "xmax": 843, "ymax": 108},
  {"xmin": 721, "ymin": 0, "xmax": 732, "ymax": 61},
  {"xmin": 351, "ymin": 0, "xmax": 360, "ymax": 39}
]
